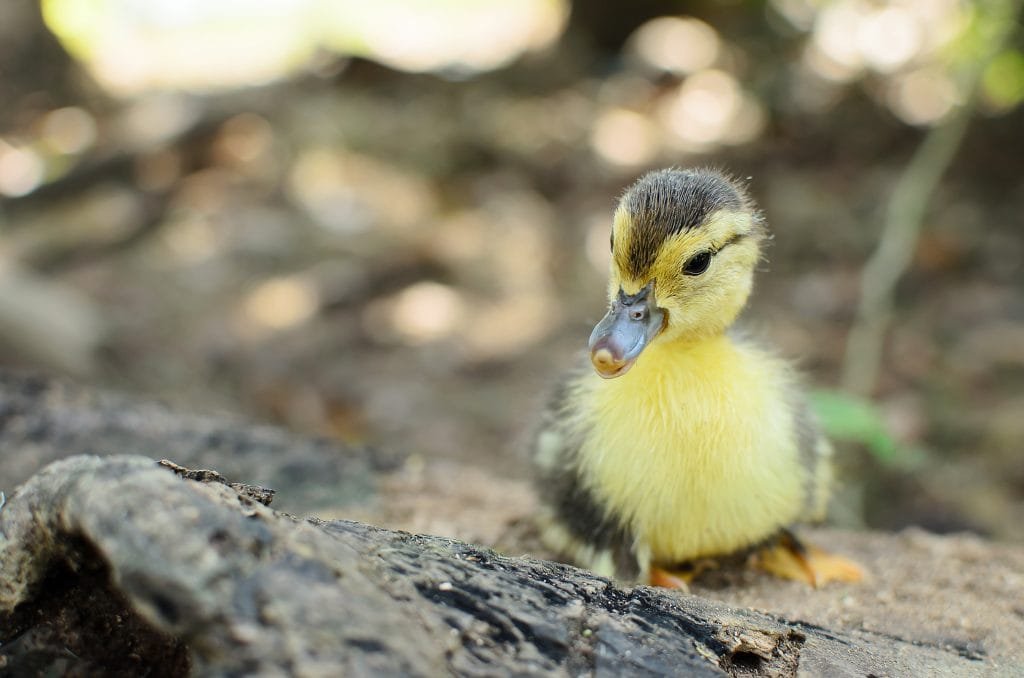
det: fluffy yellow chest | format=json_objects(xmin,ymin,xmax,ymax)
[{"xmin": 577, "ymin": 336, "xmax": 806, "ymax": 563}]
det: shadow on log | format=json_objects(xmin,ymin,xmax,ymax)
[
  {"xmin": 0, "ymin": 371, "xmax": 393, "ymax": 515},
  {"xmin": 0, "ymin": 455, "xmax": 993, "ymax": 676}
]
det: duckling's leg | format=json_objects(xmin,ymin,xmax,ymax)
[
  {"xmin": 649, "ymin": 565, "xmax": 694, "ymax": 590},
  {"xmin": 649, "ymin": 560, "xmax": 717, "ymax": 590},
  {"xmin": 754, "ymin": 529, "xmax": 865, "ymax": 587}
]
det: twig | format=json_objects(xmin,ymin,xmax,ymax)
[{"xmin": 841, "ymin": 0, "xmax": 1022, "ymax": 394}]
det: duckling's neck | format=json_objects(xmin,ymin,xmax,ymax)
[
  {"xmin": 640, "ymin": 330, "xmax": 737, "ymax": 371},
  {"xmin": 596, "ymin": 331, "xmax": 744, "ymax": 410}
]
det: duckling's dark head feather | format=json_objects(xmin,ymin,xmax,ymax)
[{"xmin": 619, "ymin": 168, "xmax": 751, "ymax": 279}]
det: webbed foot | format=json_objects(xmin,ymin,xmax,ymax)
[
  {"xmin": 754, "ymin": 529, "xmax": 865, "ymax": 587},
  {"xmin": 649, "ymin": 559, "xmax": 718, "ymax": 589}
]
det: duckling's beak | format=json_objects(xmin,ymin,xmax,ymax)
[{"xmin": 588, "ymin": 281, "xmax": 666, "ymax": 379}]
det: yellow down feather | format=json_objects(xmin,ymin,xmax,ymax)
[{"xmin": 573, "ymin": 334, "xmax": 811, "ymax": 569}]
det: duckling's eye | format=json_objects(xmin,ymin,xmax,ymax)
[
  {"xmin": 683, "ymin": 251, "xmax": 713, "ymax": 276},
  {"xmin": 610, "ymin": 231, "xmax": 614, "ymax": 252}
]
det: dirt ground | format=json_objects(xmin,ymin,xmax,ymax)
[{"xmin": 343, "ymin": 457, "xmax": 1024, "ymax": 674}]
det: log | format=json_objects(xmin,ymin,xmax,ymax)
[
  {"xmin": 0, "ymin": 455, "xmax": 1003, "ymax": 677},
  {"xmin": 0, "ymin": 371, "xmax": 393, "ymax": 516}
]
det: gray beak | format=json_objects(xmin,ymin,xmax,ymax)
[{"xmin": 588, "ymin": 281, "xmax": 665, "ymax": 378}]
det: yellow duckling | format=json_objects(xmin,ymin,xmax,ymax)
[{"xmin": 534, "ymin": 168, "xmax": 863, "ymax": 588}]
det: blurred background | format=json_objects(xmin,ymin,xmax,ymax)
[{"xmin": 0, "ymin": 0, "xmax": 1021, "ymax": 542}]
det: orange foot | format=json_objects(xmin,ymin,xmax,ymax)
[
  {"xmin": 649, "ymin": 559, "xmax": 717, "ymax": 589},
  {"xmin": 754, "ymin": 530, "xmax": 865, "ymax": 588},
  {"xmin": 649, "ymin": 566, "xmax": 694, "ymax": 589}
]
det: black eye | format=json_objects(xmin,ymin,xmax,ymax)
[
  {"xmin": 609, "ymin": 231, "xmax": 614, "ymax": 252},
  {"xmin": 683, "ymin": 251, "xmax": 713, "ymax": 275}
]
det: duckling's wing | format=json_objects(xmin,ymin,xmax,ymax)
[
  {"xmin": 791, "ymin": 395, "xmax": 833, "ymax": 523},
  {"xmin": 533, "ymin": 365, "xmax": 644, "ymax": 582}
]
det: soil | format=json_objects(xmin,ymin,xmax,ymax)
[{"xmin": 346, "ymin": 456, "xmax": 1024, "ymax": 672}]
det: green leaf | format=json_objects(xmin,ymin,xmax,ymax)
[
  {"xmin": 809, "ymin": 390, "xmax": 900, "ymax": 464},
  {"xmin": 983, "ymin": 49, "xmax": 1024, "ymax": 110}
]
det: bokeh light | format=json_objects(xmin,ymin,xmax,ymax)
[
  {"xmin": 0, "ymin": 143, "xmax": 45, "ymax": 197},
  {"xmin": 629, "ymin": 16, "xmax": 720, "ymax": 75},
  {"xmin": 43, "ymin": 0, "xmax": 568, "ymax": 93},
  {"xmin": 242, "ymin": 275, "xmax": 321, "ymax": 332},
  {"xmin": 799, "ymin": 0, "xmax": 970, "ymax": 124},
  {"xmin": 856, "ymin": 6, "xmax": 922, "ymax": 73},
  {"xmin": 888, "ymin": 67, "xmax": 959, "ymax": 125},
  {"xmin": 590, "ymin": 108, "xmax": 660, "ymax": 167},
  {"xmin": 658, "ymin": 70, "xmax": 764, "ymax": 151},
  {"xmin": 365, "ymin": 281, "xmax": 466, "ymax": 345},
  {"xmin": 40, "ymin": 107, "xmax": 98, "ymax": 155}
]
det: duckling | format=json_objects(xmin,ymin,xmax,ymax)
[{"xmin": 534, "ymin": 168, "xmax": 863, "ymax": 588}]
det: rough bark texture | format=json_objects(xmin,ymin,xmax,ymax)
[
  {"xmin": 0, "ymin": 455, "xmax": 1007, "ymax": 677},
  {"xmin": 1, "ymin": 373, "xmax": 1022, "ymax": 676}
]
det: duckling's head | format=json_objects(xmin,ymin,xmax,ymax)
[{"xmin": 590, "ymin": 168, "xmax": 766, "ymax": 378}]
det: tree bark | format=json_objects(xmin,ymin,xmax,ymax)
[{"xmin": 0, "ymin": 455, "xmax": 993, "ymax": 677}]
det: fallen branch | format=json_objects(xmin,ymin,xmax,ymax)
[{"xmin": 0, "ymin": 455, "xmax": 992, "ymax": 676}]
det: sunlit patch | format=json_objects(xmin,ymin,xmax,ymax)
[
  {"xmin": 590, "ymin": 108, "xmax": 659, "ymax": 167},
  {"xmin": 214, "ymin": 113, "xmax": 274, "ymax": 165},
  {"xmin": 0, "ymin": 143, "xmax": 45, "ymax": 197},
  {"xmin": 856, "ymin": 7, "xmax": 922, "ymax": 73},
  {"xmin": 366, "ymin": 281, "xmax": 466, "ymax": 345},
  {"xmin": 321, "ymin": 0, "xmax": 568, "ymax": 75},
  {"xmin": 40, "ymin": 107, "xmax": 98, "ymax": 155},
  {"xmin": 658, "ymin": 70, "xmax": 762, "ymax": 150},
  {"xmin": 242, "ymin": 275, "xmax": 321, "ymax": 331},
  {"xmin": 801, "ymin": 43, "xmax": 861, "ymax": 84},
  {"xmin": 812, "ymin": 1, "xmax": 870, "ymax": 73},
  {"xmin": 887, "ymin": 67, "xmax": 959, "ymax": 125},
  {"xmin": 722, "ymin": 94, "xmax": 767, "ymax": 146},
  {"xmin": 43, "ymin": 0, "xmax": 568, "ymax": 93},
  {"xmin": 663, "ymin": 70, "xmax": 741, "ymax": 144},
  {"xmin": 288, "ymin": 149, "xmax": 358, "ymax": 233},
  {"xmin": 161, "ymin": 216, "xmax": 221, "ymax": 264},
  {"xmin": 45, "ymin": 0, "xmax": 316, "ymax": 93},
  {"xmin": 902, "ymin": 0, "xmax": 964, "ymax": 56},
  {"xmin": 628, "ymin": 16, "xmax": 720, "ymax": 75},
  {"xmin": 805, "ymin": 0, "xmax": 965, "ymax": 90}
]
